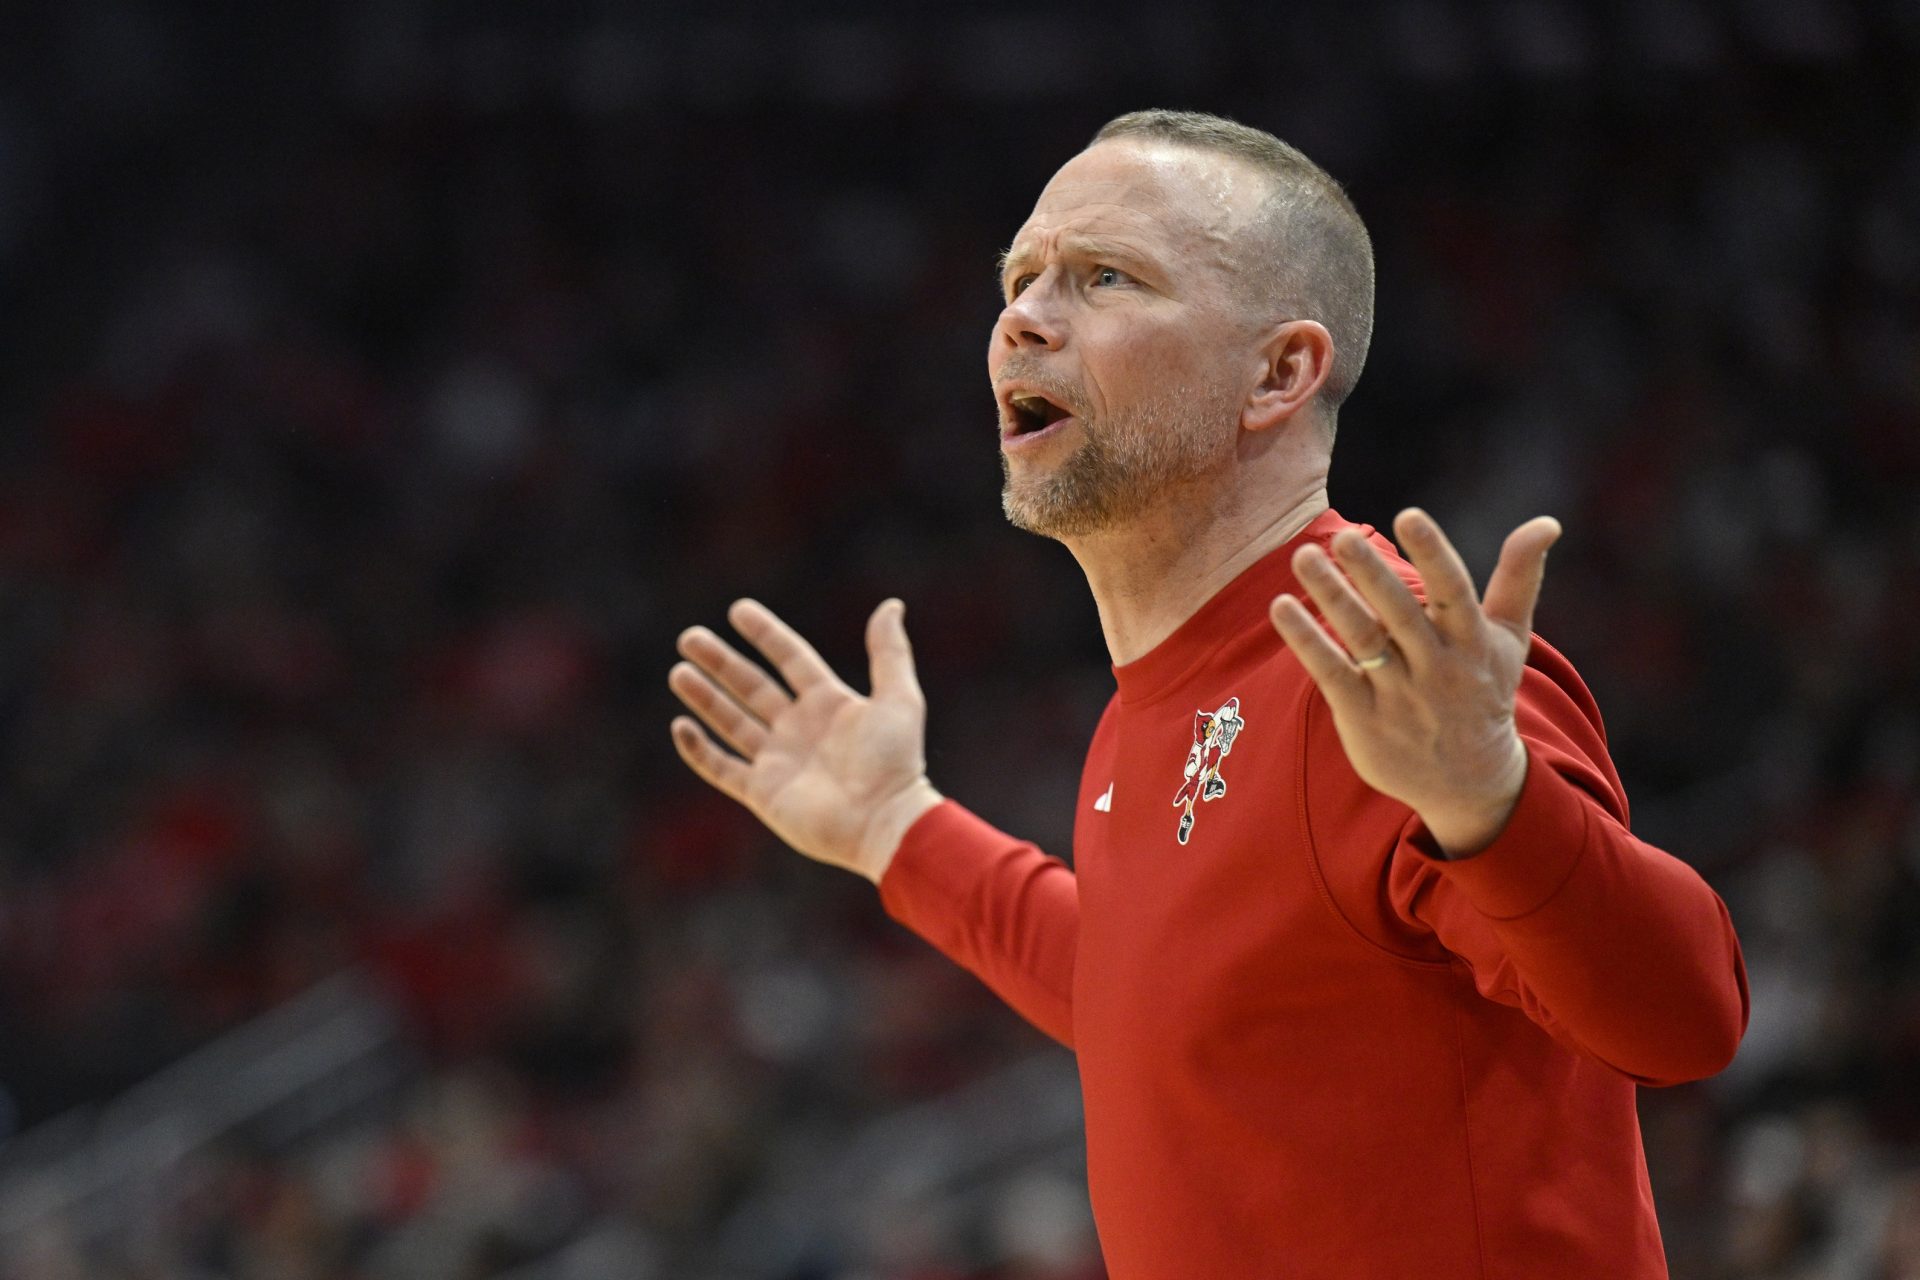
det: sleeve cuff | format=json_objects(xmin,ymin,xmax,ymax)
[
  {"xmin": 1406, "ymin": 748, "xmax": 1595, "ymax": 921},
  {"xmin": 877, "ymin": 799, "xmax": 1018, "ymax": 932}
]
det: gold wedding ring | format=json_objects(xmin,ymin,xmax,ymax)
[{"xmin": 1355, "ymin": 649, "xmax": 1392, "ymax": 672}]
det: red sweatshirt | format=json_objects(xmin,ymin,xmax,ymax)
[{"xmin": 878, "ymin": 510, "xmax": 1748, "ymax": 1279}]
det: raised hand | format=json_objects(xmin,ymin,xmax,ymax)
[
  {"xmin": 668, "ymin": 598, "xmax": 942, "ymax": 883},
  {"xmin": 1268, "ymin": 508, "xmax": 1563, "ymax": 858}
]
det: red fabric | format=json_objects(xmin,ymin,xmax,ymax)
[{"xmin": 879, "ymin": 510, "xmax": 1748, "ymax": 1280}]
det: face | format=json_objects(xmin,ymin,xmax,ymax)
[{"xmin": 990, "ymin": 140, "xmax": 1265, "ymax": 539}]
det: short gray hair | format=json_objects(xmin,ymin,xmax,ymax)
[{"xmin": 1093, "ymin": 109, "xmax": 1375, "ymax": 413}]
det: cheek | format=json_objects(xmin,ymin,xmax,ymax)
[{"xmin": 1102, "ymin": 324, "xmax": 1216, "ymax": 403}]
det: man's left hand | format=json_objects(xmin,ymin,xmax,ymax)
[{"xmin": 1269, "ymin": 509, "xmax": 1562, "ymax": 858}]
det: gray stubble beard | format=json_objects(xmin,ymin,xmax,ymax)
[{"xmin": 999, "ymin": 384, "xmax": 1233, "ymax": 539}]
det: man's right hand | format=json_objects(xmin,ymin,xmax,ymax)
[{"xmin": 668, "ymin": 598, "xmax": 941, "ymax": 884}]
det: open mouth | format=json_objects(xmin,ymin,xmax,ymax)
[{"xmin": 1006, "ymin": 392, "xmax": 1074, "ymax": 437}]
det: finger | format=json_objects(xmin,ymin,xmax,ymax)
[
  {"xmin": 1291, "ymin": 543, "xmax": 1395, "ymax": 665},
  {"xmin": 677, "ymin": 626, "xmax": 791, "ymax": 724},
  {"xmin": 866, "ymin": 599, "xmax": 924, "ymax": 705},
  {"xmin": 1391, "ymin": 508, "xmax": 1480, "ymax": 641},
  {"xmin": 670, "ymin": 716, "xmax": 751, "ymax": 804},
  {"xmin": 1270, "ymin": 593, "xmax": 1368, "ymax": 707},
  {"xmin": 1481, "ymin": 516, "xmax": 1563, "ymax": 635},
  {"xmin": 1329, "ymin": 529, "xmax": 1436, "ymax": 656},
  {"xmin": 728, "ymin": 599, "xmax": 838, "ymax": 694},
  {"xmin": 669, "ymin": 662, "xmax": 769, "ymax": 759}
]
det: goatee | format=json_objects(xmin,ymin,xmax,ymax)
[{"xmin": 1001, "ymin": 386, "xmax": 1231, "ymax": 539}]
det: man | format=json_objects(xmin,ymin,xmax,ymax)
[{"xmin": 667, "ymin": 110, "xmax": 1748, "ymax": 1278}]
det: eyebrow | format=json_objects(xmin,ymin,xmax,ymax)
[{"xmin": 996, "ymin": 238, "xmax": 1155, "ymax": 288}]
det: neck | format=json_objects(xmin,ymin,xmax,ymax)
[{"xmin": 1064, "ymin": 464, "xmax": 1330, "ymax": 667}]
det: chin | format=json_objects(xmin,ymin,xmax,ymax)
[{"xmin": 1001, "ymin": 479, "xmax": 1121, "ymax": 539}]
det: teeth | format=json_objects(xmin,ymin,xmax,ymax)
[{"xmin": 1011, "ymin": 394, "xmax": 1049, "ymax": 415}]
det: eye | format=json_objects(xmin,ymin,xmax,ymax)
[
  {"xmin": 1010, "ymin": 274, "xmax": 1037, "ymax": 298},
  {"xmin": 1093, "ymin": 266, "xmax": 1128, "ymax": 287}
]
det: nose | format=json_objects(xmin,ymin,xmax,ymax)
[{"xmin": 994, "ymin": 277, "xmax": 1064, "ymax": 352}]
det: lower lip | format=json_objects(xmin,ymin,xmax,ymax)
[{"xmin": 1001, "ymin": 416, "xmax": 1077, "ymax": 453}]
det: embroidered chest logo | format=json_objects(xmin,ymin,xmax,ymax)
[{"xmin": 1172, "ymin": 697, "xmax": 1245, "ymax": 845}]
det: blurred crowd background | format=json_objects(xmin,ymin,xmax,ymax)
[{"xmin": 0, "ymin": 1, "xmax": 1917, "ymax": 1277}]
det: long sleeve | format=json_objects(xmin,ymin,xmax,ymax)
[
  {"xmin": 1308, "ymin": 640, "xmax": 1750, "ymax": 1086},
  {"xmin": 876, "ymin": 800, "xmax": 1078, "ymax": 1048}
]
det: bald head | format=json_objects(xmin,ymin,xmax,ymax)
[{"xmin": 1091, "ymin": 111, "xmax": 1375, "ymax": 415}]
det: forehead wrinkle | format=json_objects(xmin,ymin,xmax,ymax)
[
  {"xmin": 1004, "ymin": 201, "xmax": 1201, "ymax": 276},
  {"xmin": 1004, "ymin": 222, "xmax": 1157, "ymax": 266},
  {"xmin": 1102, "ymin": 141, "xmax": 1274, "ymax": 265},
  {"xmin": 1002, "ymin": 147, "xmax": 1267, "ymax": 292}
]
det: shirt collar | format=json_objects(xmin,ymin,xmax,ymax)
[{"xmin": 1112, "ymin": 507, "xmax": 1366, "ymax": 706}]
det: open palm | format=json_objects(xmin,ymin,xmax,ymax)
[
  {"xmin": 1269, "ymin": 508, "xmax": 1562, "ymax": 857},
  {"xmin": 669, "ymin": 598, "xmax": 940, "ymax": 881}
]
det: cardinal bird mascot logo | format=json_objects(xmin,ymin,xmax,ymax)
[{"xmin": 1173, "ymin": 697, "xmax": 1245, "ymax": 845}]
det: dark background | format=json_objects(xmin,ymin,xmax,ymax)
[{"xmin": 0, "ymin": 1, "xmax": 1916, "ymax": 1277}]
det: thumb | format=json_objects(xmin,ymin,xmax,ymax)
[
  {"xmin": 1480, "ymin": 516, "xmax": 1562, "ymax": 635},
  {"xmin": 866, "ymin": 598, "xmax": 924, "ymax": 704}
]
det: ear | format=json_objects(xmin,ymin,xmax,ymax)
[{"xmin": 1241, "ymin": 319, "xmax": 1334, "ymax": 434}]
